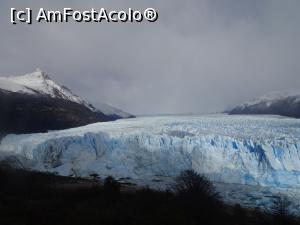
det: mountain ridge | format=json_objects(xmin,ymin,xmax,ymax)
[
  {"xmin": 228, "ymin": 90, "xmax": 300, "ymax": 118},
  {"xmin": 0, "ymin": 69, "xmax": 133, "ymax": 135}
]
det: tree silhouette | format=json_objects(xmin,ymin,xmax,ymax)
[
  {"xmin": 174, "ymin": 169, "xmax": 218, "ymax": 199},
  {"xmin": 173, "ymin": 170, "xmax": 222, "ymax": 225}
]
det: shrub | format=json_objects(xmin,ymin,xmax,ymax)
[
  {"xmin": 173, "ymin": 170, "xmax": 223, "ymax": 225},
  {"xmin": 174, "ymin": 169, "xmax": 218, "ymax": 199}
]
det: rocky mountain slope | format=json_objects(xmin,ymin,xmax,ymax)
[
  {"xmin": 0, "ymin": 69, "xmax": 133, "ymax": 134},
  {"xmin": 228, "ymin": 90, "xmax": 300, "ymax": 118}
]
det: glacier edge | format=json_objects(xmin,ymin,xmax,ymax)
[{"xmin": 1, "ymin": 115, "xmax": 300, "ymax": 189}]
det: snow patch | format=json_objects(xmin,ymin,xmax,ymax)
[
  {"xmin": 241, "ymin": 90, "xmax": 300, "ymax": 108},
  {"xmin": 0, "ymin": 69, "xmax": 133, "ymax": 118}
]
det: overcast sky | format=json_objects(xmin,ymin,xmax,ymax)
[{"xmin": 0, "ymin": 0, "xmax": 299, "ymax": 115}]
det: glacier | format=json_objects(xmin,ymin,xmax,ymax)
[{"xmin": 0, "ymin": 114, "xmax": 300, "ymax": 189}]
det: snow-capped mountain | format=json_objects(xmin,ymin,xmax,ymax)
[
  {"xmin": 0, "ymin": 69, "xmax": 133, "ymax": 134},
  {"xmin": 94, "ymin": 102, "xmax": 133, "ymax": 119},
  {"xmin": 0, "ymin": 69, "xmax": 90, "ymax": 106},
  {"xmin": 228, "ymin": 90, "xmax": 300, "ymax": 118}
]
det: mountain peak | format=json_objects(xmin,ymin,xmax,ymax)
[
  {"xmin": 0, "ymin": 70, "xmax": 84, "ymax": 105},
  {"xmin": 0, "ymin": 70, "xmax": 134, "ymax": 119},
  {"xmin": 241, "ymin": 90, "xmax": 300, "ymax": 108},
  {"xmin": 228, "ymin": 90, "xmax": 300, "ymax": 118},
  {"xmin": 36, "ymin": 68, "xmax": 43, "ymax": 73},
  {"xmin": 34, "ymin": 68, "xmax": 46, "ymax": 78},
  {"xmin": 15, "ymin": 69, "xmax": 51, "ymax": 82}
]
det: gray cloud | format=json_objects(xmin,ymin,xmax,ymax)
[{"xmin": 0, "ymin": 0, "xmax": 299, "ymax": 115}]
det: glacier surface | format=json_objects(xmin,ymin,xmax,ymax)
[{"xmin": 0, "ymin": 114, "xmax": 300, "ymax": 190}]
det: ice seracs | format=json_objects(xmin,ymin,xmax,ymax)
[
  {"xmin": 1, "ymin": 114, "xmax": 300, "ymax": 189},
  {"xmin": 1, "ymin": 114, "xmax": 300, "ymax": 210}
]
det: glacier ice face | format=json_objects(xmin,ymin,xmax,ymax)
[{"xmin": 0, "ymin": 115, "xmax": 300, "ymax": 188}]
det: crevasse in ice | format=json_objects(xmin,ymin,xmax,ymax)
[{"xmin": 1, "ymin": 115, "xmax": 300, "ymax": 188}]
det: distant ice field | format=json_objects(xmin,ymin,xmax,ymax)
[{"xmin": 4, "ymin": 113, "xmax": 298, "ymax": 142}]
